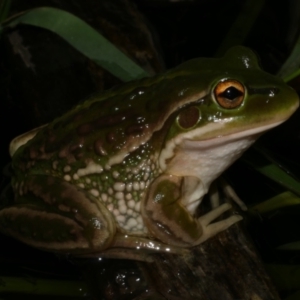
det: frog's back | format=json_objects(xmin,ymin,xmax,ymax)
[
  {"xmin": 11, "ymin": 60, "xmax": 209, "ymax": 178},
  {"xmin": 11, "ymin": 49, "xmax": 261, "ymax": 178}
]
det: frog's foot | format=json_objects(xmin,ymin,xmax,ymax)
[
  {"xmin": 209, "ymin": 178, "xmax": 247, "ymax": 211},
  {"xmin": 220, "ymin": 178, "xmax": 247, "ymax": 211},
  {"xmin": 143, "ymin": 174, "xmax": 243, "ymax": 248},
  {"xmin": 196, "ymin": 203, "xmax": 243, "ymax": 244}
]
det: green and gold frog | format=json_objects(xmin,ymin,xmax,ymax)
[{"xmin": 1, "ymin": 47, "xmax": 298, "ymax": 258}]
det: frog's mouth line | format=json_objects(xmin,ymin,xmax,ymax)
[
  {"xmin": 159, "ymin": 119, "xmax": 284, "ymax": 171},
  {"xmin": 182, "ymin": 119, "xmax": 284, "ymax": 150}
]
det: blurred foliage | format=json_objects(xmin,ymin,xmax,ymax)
[{"xmin": 1, "ymin": 7, "xmax": 150, "ymax": 81}]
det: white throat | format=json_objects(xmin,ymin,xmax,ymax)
[
  {"xmin": 166, "ymin": 136, "xmax": 256, "ymax": 201},
  {"xmin": 160, "ymin": 121, "xmax": 283, "ymax": 214}
]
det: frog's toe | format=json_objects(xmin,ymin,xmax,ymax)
[
  {"xmin": 197, "ymin": 214, "xmax": 242, "ymax": 244},
  {"xmin": 196, "ymin": 203, "xmax": 242, "ymax": 244},
  {"xmin": 220, "ymin": 178, "xmax": 248, "ymax": 211},
  {"xmin": 198, "ymin": 203, "xmax": 232, "ymax": 226}
]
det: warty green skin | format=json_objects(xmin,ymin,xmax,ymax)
[{"xmin": 0, "ymin": 46, "xmax": 298, "ymax": 257}]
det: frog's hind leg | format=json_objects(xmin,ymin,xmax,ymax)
[{"xmin": 0, "ymin": 175, "xmax": 116, "ymax": 254}]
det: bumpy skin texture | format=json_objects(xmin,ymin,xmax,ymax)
[{"xmin": 0, "ymin": 46, "xmax": 298, "ymax": 256}]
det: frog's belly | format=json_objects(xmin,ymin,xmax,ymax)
[{"xmin": 100, "ymin": 192, "xmax": 147, "ymax": 234}]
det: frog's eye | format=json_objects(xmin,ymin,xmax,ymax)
[
  {"xmin": 177, "ymin": 106, "xmax": 200, "ymax": 129},
  {"xmin": 214, "ymin": 79, "xmax": 245, "ymax": 109}
]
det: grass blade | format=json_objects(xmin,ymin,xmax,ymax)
[
  {"xmin": 1, "ymin": 7, "xmax": 150, "ymax": 82},
  {"xmin": 0, "ymin": 0, "xmax": 11, "ymax": 23},
  {"xmin": 277, "ymin": 241, "xmax": 300, "ymax": 251},
  {"xmin": 215, "ymin": 0, "xmax": 265, "ymax": 56},
  {"xmin": 243, "ymin": 148, "xmax": 300, "ymax": 196},
  {"xmin": 265, "ymin": 264, "xmax": 300, "ymax": 291},
  {"xmin": 0, "ymin": 276, "xmax": 88, "ymax": 296},
  {"xmin": 283, "ymin": 290, "xmax": 300, "ymax": 300},
  {"xmin": 277, "ymin": 33, "xmax": 300, "ymax": 81},
  {"xmin": 250, "ymin": 191, "xmax": 300, "ymax": 214}
]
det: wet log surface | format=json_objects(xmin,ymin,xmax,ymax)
[{"xmin": 80, "ymin": 216, "xmax": 280, "ymax": 300}]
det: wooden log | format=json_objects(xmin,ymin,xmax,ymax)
[{"xmin": 80, "ymin": 202, "xmax": 280, "ymax": 299}]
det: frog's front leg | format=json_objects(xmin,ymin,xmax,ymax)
[
  {"xmin": 142, "ymin": 174, "xmax": 243, "ymax": 247},
  {"xmin": 0, "ymin": 175, "xmax": 116, "ymax": 254}
]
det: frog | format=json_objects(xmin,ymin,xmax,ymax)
[{"xmin": 0, "ymin": 46, "xmax": 298, "ymax": 259}]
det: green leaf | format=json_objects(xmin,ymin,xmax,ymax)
[
  {"xmin": 277, "ymin": 241, "xmax": 300, "ymax": 251},
  {"xmin": 0, "ymin": 0, "xmax": 11, "ymax": 23},
  {"xmin": 0, "ymin": 276, "xmax": 87, "ymax": 296},
  {"xmin": 277, "ymin": 33, "xmax": 300, "ymax": 81},
  {"xmin": 265, "ymin": 264, "xmax": 300, "ymax": 291},
  {"xmin": 284, "ymin": 290, "xmax": 300, "ymax": 300},
  {"xmin": 1, "ymin": 7, "xmax": 150, "ymax": 82},
  {"xmin": 250, "ymin": 191, "xmax": 300, "ymax": 214},
  {"xmin": 215, "ymin": 0, "xmax": 265, "ymax": 56},
  {"xmin": 243, "ymin": 148, "xmax": 300, "ymax": 196},
  {"xmin": 282, "ymin": 68, "xmax": 300, "ymax": 83},
  {"xmin": 255, "ymin": 163, "xmax": 300, "ymax": 194}
]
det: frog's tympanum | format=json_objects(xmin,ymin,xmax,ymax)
[{"xmin": 1, "ymin": 47, "xmax": 298, "ymax": 258}]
